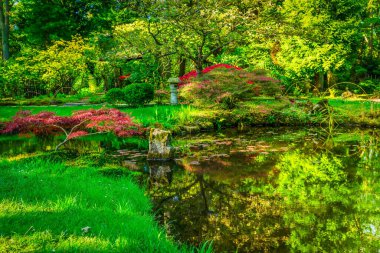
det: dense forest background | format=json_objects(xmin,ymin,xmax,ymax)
[{"xmin": 0, "ymin": 0, "xmax": 379, "ymax": 98}]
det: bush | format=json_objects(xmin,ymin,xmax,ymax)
[
  {"xmin": 357, "ymin": 79, "xmax": 379, "ymax": 94},
  {"xmin": 179, "ymin": 68, "xmax": 281, "ymax": 109},
  {"xmin": 123, "ymin": 83, "xmax": 154, "ymax": 107},
  {"xmin": 105, "ymin": 88, "xmax": 125, "ymax": 104}
]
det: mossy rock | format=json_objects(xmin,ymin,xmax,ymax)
[{"xmin": 147, "ymin": 128, "xmax": 174, "ymax": 160}]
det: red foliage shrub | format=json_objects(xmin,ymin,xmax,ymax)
[
  {"xmin": 1, "ymin": 109, "xmax": 142, "ymax": 150},
  {"xmin": 179, "ymin": 67, "xmax": 282, "ymax": 108},
  {"xmin": 179, "ymin": 64, "xmax": 242, "ymax": 87},
  {"xmin": 1, "ymin": 111, "xmax": 78, "ymax": 136},
  {"xmin": 179, "ymin": 65, "xmax": 280, "ymax": 97},
  {"xmin": 179, "ymin": 68, "xmax": 255, "ymax": 108},
  {"xmin": 119, "ymin": 74, "xmax": 131, "ymax": 80}
]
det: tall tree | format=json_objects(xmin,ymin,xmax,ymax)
[
  {"xmin": 273, "ymin": 0, "xmax": 368, "ymax": 90},
  {"xmin": 0, "ymin": 0, "xmax": 10, "ymax": 60},
  {"xmin": 116, "ymin": 0, "xmax": 258, "ymax": 76},
  {"xmin": 11, "ymin": 0, "xmax": 143, "ymax": 48}
]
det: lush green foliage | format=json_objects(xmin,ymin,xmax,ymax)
[
  {"xmin": 275, "ymin": 151, "xmax": 379, "ymax": 252},
  {"xmin": 1, "ymin": 37, "xmax": 99, "ymax": 97},
  {"xmin": 105, "ymin": 88, "xmax": 125, "ymax": 104},
  {"xmin": 1, "ymin": 0, "xmax": 379, "ymax": 98},
  {"xmin": 0, "ymin": 156, "xmax": 190, "ymax": 252},
  {"xmin": 123, "ymin": 83, "xmax": 154, "ymax": 107}
]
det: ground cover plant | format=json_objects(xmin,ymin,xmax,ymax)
[{"xmin": 0, "ymin": 156, "xmax": 197, "ymax": 252}]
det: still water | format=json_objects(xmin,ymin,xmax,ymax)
[{"xmin": 0, "ymin": 127, "xmax": 379, "ymax": 252}]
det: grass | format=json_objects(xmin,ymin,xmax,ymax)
[
  {"xmin": 0, "ymin": 93, "xmax": 106, "ymax": 106},
  {"xmin": 0, "ymin": 98, "xmax": 379, "ymax": 130},
  {"xmin": 312, "ymin": 97, "xmax": 380, "ymax": 113},
  {"xmin": 120, "ymin": 105, "xmax": 184, "ymax": 128},
  {"xmin": 0, "ymin": 105, "xmax": 104, "ymax": 122},
  {"xmin": 0, "ymin": 156, "xmax": 196, "ymax": 252},
  {"xmin": 0, "ymin": 104, "xmax": 185, "ymax": 128}
]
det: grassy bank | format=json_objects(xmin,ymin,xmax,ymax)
[
  {"xmin": 0, "ymin": 98, "xmax": 379, "ymax": 132},
  {"xmin": 0, "ymin": 155, "xmax": 195, "ymax": 252},
  {"xmin": 0, "ymin": 104, "xmax": 183, "ymax": 129}
]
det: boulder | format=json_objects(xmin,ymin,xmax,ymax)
[
  {"xmin": 342, "ymin": 89, "xmax": 354, "ymax": 98},
  {"xmin": 147, "ymin": 128, "xmax": 174, "ymax": 160}
]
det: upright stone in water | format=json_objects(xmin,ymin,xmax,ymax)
[{"xmin": 147, "ymin": 128, "xmax": 173, "ymax": 160}]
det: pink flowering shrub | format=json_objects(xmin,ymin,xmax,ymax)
[
  {"xmin": 179, "ymin": 68, "xmax": 281, "ymax": 109},
  {"xmin": 1, "ymin": 108, "xmax": 142, "ymax": 150}
]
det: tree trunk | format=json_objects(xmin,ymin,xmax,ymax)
[
  {"xmin": 178, "ymin": 57, "xmax": 186, "ymax": 77},
  {"xmin": 195, "ymin": 60, "xmax": 203, "ymax": 76},
  {"xmin": 161, "ymin": 56, "xmax": 172, "ymax": 80},
  {"xmin": 314, "ymin": 72, "xmax": 325, "ymax": 91},
  {"xmin": 327, "ymin": 71, "xmax": 336, "ymax": 88},
  {"xmin": 0, "ymin": 0, "xmax": 10, "ymax": 60}
]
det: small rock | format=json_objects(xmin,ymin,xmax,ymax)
[
  {"xmin": 122, "ymin": 161, "xmax": 140, "ymax": 170},
  {"xmin": 174, "ymin": 158, "xmax": 183, "ymax": 165},
  {"xmin": 182, "ymin": 126, "xmax": 200, "ymax": 133},
  {"xmin": 189, "ymin": 161, "xmax": 200, "ymax": 166},
  {"xmin": 189, "ymin": 145, "xmax": 200, "ymax": 151},
  {"xmin": 200, "ymin": 144, "xmax": 210, "ymax": 149},
  {"xmin": 81, "ymin": 226, "xmax": 91, "ymax": 234}
]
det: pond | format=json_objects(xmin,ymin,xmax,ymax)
[{"xmin": 0, "ymin": 127, "xmax": 379, "ymax": 252}]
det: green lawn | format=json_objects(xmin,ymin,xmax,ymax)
[
  {"xmin": 0, "ymin": 105, "xmax": 185, "ymax": 128},
  {"xmin": 0, "ymin": 98, "xmax": 379, "ymax": 130},
  {"xmin": 0, "ymin": 156, "xmax": 196, "ymax": 252}
]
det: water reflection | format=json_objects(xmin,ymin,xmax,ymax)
[
  {"xmin": 0, "ymin": 127, "xmax": 379, "ymax": 252},
  {"xmin": 0, "ymin": 136, "xmax": 104, "ymax": 155},
  {"xmin": 145, "ymin": 128, "xmax": 380, "ymax": 252}
]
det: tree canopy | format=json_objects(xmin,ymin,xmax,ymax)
[{"xmin": 0, "ymin": 0, "xmax": 379, "ymax": 97}]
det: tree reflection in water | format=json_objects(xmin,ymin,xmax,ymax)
[
  {"xmin": 146, "ymin": 130, "xmax": 379, "ymax": 252},
  {"xmin": 0, "ymin": 128, "xmax": 378, "ymax": 252}
]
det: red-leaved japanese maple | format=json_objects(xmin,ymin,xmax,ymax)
[
  {"xmin": 1, "ymin": 109, "xmax": 142, "ymax": 150},
  {"xmin": 179, "ymin": 63, "xmax": 242, "ymax": 87}
]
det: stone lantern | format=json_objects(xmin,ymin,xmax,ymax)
[{"xmin": 167, "ymin": 77, "xmax": 180, "ymax": 105}]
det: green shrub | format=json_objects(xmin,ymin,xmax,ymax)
[
  {"xmin": 105, "ymin": 88, "xmax": 125, "ymax": 104},
  {"xmin": 357, "ymin": 79, "xmax": 379, "ymax": 94},
  {"xmin": 123, "ymin": 83, "xmax": 154, "ymax": 107}
]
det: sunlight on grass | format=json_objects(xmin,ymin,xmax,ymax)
[{"xmin": 0, "ymin": 157, "xmax": 192, "ymax": 252}]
